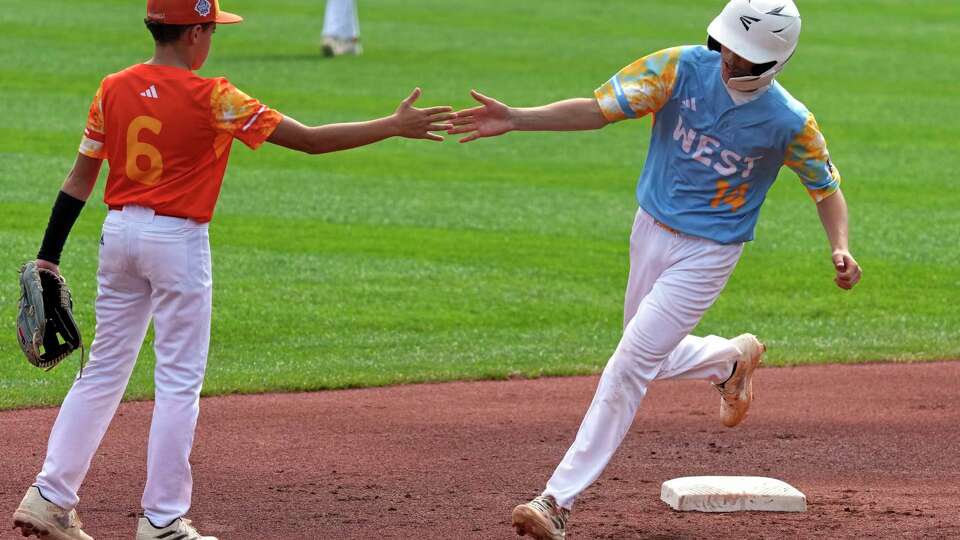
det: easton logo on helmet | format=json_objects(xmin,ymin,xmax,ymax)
[
  {"xmin": 195, "ymin": 0, "xmax": 211, "ymax": 17},
  {"xmin": 739, "ymin": 15, "xmax": 761, "ymax": 30}
]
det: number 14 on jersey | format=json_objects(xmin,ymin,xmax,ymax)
[{"xmin": 711, "ymin": 180, "xmax": 749, "ymax": 212}]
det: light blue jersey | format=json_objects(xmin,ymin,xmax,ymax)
[{"xmin": 595, "ymin": 46, "xmax": 840, "ymax": 244}]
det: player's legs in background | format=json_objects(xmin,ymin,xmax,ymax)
[
  {"xmin": 322, "ymin": 0, "xmax": 359, "ymax": 39},
  {"xmin": 543, "ymin": 209, "xmax": 743, "ymax": 510},
  {"xmin": 321, "ymin": 0, "xmax": 362, "ymax": 57},
  {"xmin": 138, "ymin": 220, "xmax": 213, "ymax": 526},
  {"xmin": 35, "ymin": 212, "xmax": 153, "ymax": 510}
]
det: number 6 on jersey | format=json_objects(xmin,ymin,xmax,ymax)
[{"xmin": 126, "ymin": 115, "xmax": 163, "ymax": 186}]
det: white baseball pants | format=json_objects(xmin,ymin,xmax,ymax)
[
  {"xmin": 35, "ymin": 206, "xmax": 213, "ymax": 526},
  {"xmin": 322, "ymin": 0, "xmax": 360, "ymax": 39},
  {"xmin": 544, "ymin": 208, "xmax": 745, "ymax": 509}
]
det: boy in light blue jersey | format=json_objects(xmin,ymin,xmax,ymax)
[
  {"xmin": 448, "ymin": 1, "xmax": 861, "ymax": 538},
  {"xmin": 596, "ymin": 45, "xmax": 840, "ymax": 244}
]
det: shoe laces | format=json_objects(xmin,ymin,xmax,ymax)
[
  {"xmin": 173, "ymin": 518, "xmax": 203, "ymax": 539},
  {"xmin": 529, "ymin": 495, "xmax": 569, "ymax": 529},
  {"xmin": 714, "ymin": 361, "xmax": 743, "ymax": 398}
]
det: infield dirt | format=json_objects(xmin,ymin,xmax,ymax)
[{"xmin": 2, "ymin": 362, "xmax": 958, "ymax": 539}]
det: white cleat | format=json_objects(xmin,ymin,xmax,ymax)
[
  {"xmin": 714, "ymin": 333, "xmax": 765, "ymax": 428},
  {"xmin": 11, "ymin": 486, "xmax": 94, "ymax": 540},
  {"xmin": 511, "ymin": 494, "xmax": 569, "ymax": 540},
  {"xmin": 136, "ymin": 517, "xmax": 216, "ymax": 540},
  {"xmin": 321, "ymin": 36, "xmax": 363, "ymax": 57}
]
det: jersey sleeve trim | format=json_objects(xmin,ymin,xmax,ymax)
[
  {"xmin": 83, "ymin": 127, "xmax": 105, "ymax": 142},
  {"xmin": 242, "ymin": 108, "xmax": 282, "ymax": 149},
  {"xmin": 78, "ymin": 137, "xmax": 105, "ymax": 159},
  {"xmin": 241, "ymin": 105, "xmax": 268, "ymax": 132},
  {"xmin": 611, "ymin": 77, "xmax": 637, "ymax": 119}
]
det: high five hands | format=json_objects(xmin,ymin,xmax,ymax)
[
  {"xmin": 395, "ymin": 89, "xmax": 513, "ymax": 143},
  {"xmin": 418, "ymin": 89, "xmax": 604, "ymax": 142},
  {"xmin": 447, "ymin": 90, "xmax": 514, "ymax": 143},
  {"xmin": 393, "ymin": 88, "xmax": 455, "ymax": 141}
]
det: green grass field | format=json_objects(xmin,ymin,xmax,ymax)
[{"xmin": 1, "ymin": 0, "xmax": 957, "ymax": 409}]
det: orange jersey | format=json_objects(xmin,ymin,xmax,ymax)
[{"xmin": 79, "ymin": 64, "xmax": 282, "ymax": 222}]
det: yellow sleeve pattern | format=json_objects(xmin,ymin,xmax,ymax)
[
  {"xmin": 594, "ymin": 47, "xmax": 682, "ymax": 122},
  {"xmin": 210, "ymin": 78, "xmax": 283, "ymax": 150},
  {"xmin": 784, "ymin": 113, "xmax": 841, "ymax": 202}
]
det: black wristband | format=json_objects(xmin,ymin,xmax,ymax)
[{"xmin": 37, "ymin": 191, "xmax": 86, "ymax": 265}]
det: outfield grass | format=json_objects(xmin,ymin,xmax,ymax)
[{"xmin": 1, "ymin": 0, "xmax": 957, "ymax": 409}]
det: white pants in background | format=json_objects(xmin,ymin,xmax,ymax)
[
  {"xmin": 544, "ymin": 208, "xmax": 744, "ymax": 509},
  {"xmin": 322, "ymin": 0, "xmax": 360, "ymax": 39},
  {"xmin": 35, "ymin": 205, "xmax": 213, "ymax": 526}
]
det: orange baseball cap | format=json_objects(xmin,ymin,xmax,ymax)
[{"xmin": 146, "ymin": 0, "xmax": 243, "ymax": 25}]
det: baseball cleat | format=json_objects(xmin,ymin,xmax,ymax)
[
  {"xmin": 714, "ymin": 333, "xmax": 765, "ymax": 428},
  {"xmin": 321, "ymin": 36, "xmax": 363, "ymax": 57},
  {"xmin": 511, "ymin": 494, "xmax": 569, "ymax": 540},
  {"xmin": 11, "ymin": 486, "xmax": 93, "ymax": 540},
  {"xmin": 136, "ymin": 517, "xmax": 216, "ymax": 540}
]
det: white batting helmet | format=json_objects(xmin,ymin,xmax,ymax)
[{"xmin": 707, "ymin": 0, "xmax": 801, "ymax": 91}]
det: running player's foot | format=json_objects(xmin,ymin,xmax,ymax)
[
  {"xmin": 11, "ymin": 486, "xmax": 93, "ymax": 540},
  {"xmin": 136, "ymin": 517, "xmax": 216, "ymax": 540},
  {"xmin": 511, "ymin": 494, "xmax": 569, "ymax": 540},
  {"xmin": 715, "ymin": 333, "xmax": 765, "ymax": 428},
  {"xmin": 321, "ymin": 36, "xmax": 363, "ymax": 57}
]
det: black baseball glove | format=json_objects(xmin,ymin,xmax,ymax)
[{"xmin": 16, "ymin": 261, "xmax": 84, "ymax": 372}]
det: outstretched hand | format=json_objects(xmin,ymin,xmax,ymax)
[
  {"xmin": 447, "ymin": 90, "xmax": 513, "ymax": 143},
  {"xmin": 832, "ymin": 250, "xmax": 862, "ymax": 290},
  {"xmin": 393, "ymin": 88, "xmax": 454, "ymax": 142}
]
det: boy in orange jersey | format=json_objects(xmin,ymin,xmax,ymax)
[{"xmin": 11, "ymin": 1, "xmax": 453, "ymax": 539}]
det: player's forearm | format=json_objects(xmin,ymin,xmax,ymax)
[
  {"xmin": 816, "ymin": 188, "xmax": 849, "ymax": 253},
  {"xmin": 509, "ymin": 98, "xmax": 609, "ymax": 132},
  {"xmin": 305, "ymin": 116, "xmax": 399, "ymax": 154},
  {"xmin": 38, "ymin": 155, "xmax": 102, "ymax": 264},
  {"xmin": 61, "ymin": 154, "xmax": 103, "ymax": 201}
]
